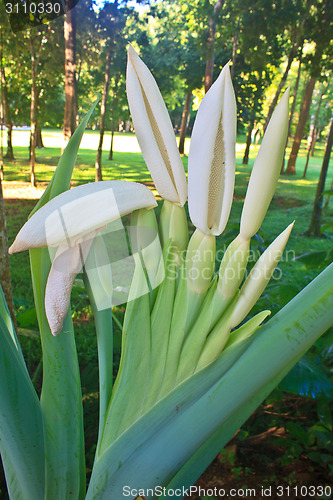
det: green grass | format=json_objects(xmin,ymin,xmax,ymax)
[{"xmin": 4, "ymin": 128, "xmax": 333, "ymax": 302}]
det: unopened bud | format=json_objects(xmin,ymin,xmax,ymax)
[
  {"xmin": 232, "ymin": 221, "xmax": 294, "ymax": 327},
  {"xmin": 159, "ymin": 200, "xmax": 189, "ymax": 254},
  {"xmin": 218, "ymin": 235, "xmax": 250, "ymax": 298},
  {"xmin": 186, "ymin": 228, "xmax": 215, "ymax": 295}
]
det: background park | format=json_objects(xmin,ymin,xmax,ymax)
[{"xmin": 0, "ymin": 0, "xmax": 333, "ymax": 497}]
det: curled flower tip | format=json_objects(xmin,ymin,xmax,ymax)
[
  {"xmin": 8, "ymin": 181, "xmax": 157, "ymax": 254},
  {"xmin": 9, "ymin": 180, "xmax": 157, "ymax": 334},
  {"xmin": 232, "ymin": 221, "xmax": 294, "ymax": 328},
  {"xmin": 240, "ymin": 88, "xmax": 290, "ymax": 241},
  {"xmin": 188, "ymin": 62, "xmax": 236, "ymax": 236},
  {"xmin": 126, "ymin": 45, "xmax": 187, "ymax": 206}
]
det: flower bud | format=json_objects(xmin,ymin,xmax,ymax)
[
  {"xmin": 218, "ymin": 236, "xmax": 250, "ymax": 298},
  {"xmin": 188, "ymin": 62, "xmax": 236, "ymax": 236},
  {"xmin": 232, "ymin": 221, "xmax": 294, "ymax": 327},
  {"xmin": 240, "ymin": 89, "xmax": 290, "ymax": 240},
  {"xmin": 130, "ymin": 208, "xmax": 162, "ymax": 290},
  {"xmin": 186, "ymin": 229, "xmax": 215, "ymax": 295},
  {"xmin": 126, "ymin": 45, "xmax": 187, "ymax": 206},
  {"xmin": 159, "ymin": 200, "xmax": 189, "ymax": 254}
]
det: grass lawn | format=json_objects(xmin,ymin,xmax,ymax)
[
  {"xmin": 0, "ymin": 129, "xmax": 332, "ymax": 496},
  {"xmin": 3, "ymin": 128, "xmax": 332, "ymax": 301}
]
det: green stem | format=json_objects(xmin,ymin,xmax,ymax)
[
  {"xmin": 30, "ymin": 248, "xmax": 85, "ymax": 500},
  {"xmin": 83, "ymin": 274, "xmax": 113, "ymax": 451}
]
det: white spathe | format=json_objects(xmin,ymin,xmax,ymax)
[
  {"xmin": 188, "ymin": 62, "xmax": 237, "ymax": 236},
  {"xmin": 126, "ymin": 45, "xmax": 187, "ymax": 206},
  {"xmin": 9, "ymin": 181, "xmax": 156, "ymax": 252},
  {"xmin": 240, "ymin": 89, "xmax": 290, "ymax": 240},
  {"xmin": 9, "ymin": 180, "xmax": 157, "ymax": 335},
  {"xmin": 231, "ymin": 221, "xmax": 294, "ymax": 328}
]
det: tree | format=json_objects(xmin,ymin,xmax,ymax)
[
  {"xmin": 285, "ymin": 75, "xmax": 317, "ymax": 175},
  {"xmin": 285, "ymin": 0, "xmax": 333, "ymax": 174},
  {"xmin": 63, "ymin": 0, "xmax": 77, "ymax": 145},
  {"xmin": 302, "ymin": 82, "xmax": 327, "ymax": 177},
  {"xmin": 263, "ymin": 32, "xmax": 303, "ymax": 132},
  {"xmin": 0, "ymin": 63, "xmax": 14, "ymax": 161},
  {"xmin": 305, "ymin": 114, "xmax": 333, "ymax": 236},
  {"xmin": 204, "ymin": 0, "xmax": 224, "ymax": 92},
  {"xmin": 28, "ymin": 30, "xmax": 46, "ymax": 187},
  {"xmin": 0, "ymin": 180, "xmax": 16, "ymax": 327},
  {"xmin": 95, "ymin": 0, "xmax": 126, "ymax": 181}
]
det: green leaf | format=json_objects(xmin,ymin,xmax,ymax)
[
  {"xmin": 286, "ymin": 422, "xmax": 314, "ymax": 447},
  {"xmin": 294, "ymin": 251, "xmax": 329, "ymax": 269},
  {"xmin": 86, "ymin": 263, "xmax": 333, "ymax": 498},
  {"xmin": 279, "ymin": 354, "xmax": 333, "ymax": 398},
  {"xmin": 16, "ymin": 307, "xmax": 38, "ymax": 328},
  {"xmin": 98, "ymin": 259, "xmax": 151, "ymax": 454},
  {"xmin": 27, "ymin": 103, "xmax": 98, "ymax": 498},
  {"xmin": 0, "ymin": 294, "xmax": 44, "ymax": 500}
]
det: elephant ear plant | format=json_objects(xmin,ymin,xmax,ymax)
[{"xmin": 2, "ymin": 47, "xmax": 333, "ymax": 500}]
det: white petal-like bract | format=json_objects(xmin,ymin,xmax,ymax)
[
  {"xmin": 232, "ymin": 221, "xmax": 294, "ymax": 327},
  {"xmin": 188, "ymin": 63, "xmax": 236, "ymax": 235},
  {"xmin": 126, "ymin": 45, "xmax": 187, "ymax": 206},
  {"xmin": 9, "ymin": 181, "xmax": 157, "ymax": 253},
  {"xmin": 240, "ymin": 89, "xmax": 290, "ymax": 240}
]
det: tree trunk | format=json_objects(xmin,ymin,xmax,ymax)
[
  {"xmin": 109, "ymin": 75, "xmax": 119, "ymax": 161},
  {"xmin": 242, "ymin": 117, "xmax": 255, "ymax": 164},
  {"xmin": 310, "ymin": 128, "xmax": 319, "ymax": 156},
  {"xmin": 264, "ymin": 40, "xmax": 299, "ymax": 132},
  {"xmin": 29, "ymin": 37, "xmax": 41, "ymax": 188},
  {"xmin": 0, "ymin": 179, "xmax": 17, "ymax": 328},
  {"xmin": 285, "ymin": 77, "xmax": 316, "ymax": 175},
  {"xmin": 281, "ymin": 49, "xmax": 302, "ymax": 174},
  {"xmin": 303, "ymin": 88, "xmax": 324, "ymax": 178},
  {"xmin": 178, "ymin": 89, "xmax": 192, "ymax": 155},
  {"xmin": 230, "ymin": 27, "xmax": 239, "ymax": 80},
  {"xmin": 109, "ymin": 129, "xmax": 115, "ymax": 161},
  {"xmin": 324, "ymin": 176, "xmax": 333, "ymax": 209},
  {"xmin": 204, "ymin": 0, "xmax": 224, "ymax": 93},
  {"xmin": 95, "ymin": 44, "xmax": 113, "ymax": 182},
  {"xmin": 36, "ymin": 126, "xmax": 44, "ymax": 148},
  {"xmin": 63, "ymin": 2, "xmax": 77, "ymax": 146},
  {"xmin": 0, "ymin": 67, "xmax": 14, "ymax": 160},
  {"xmin": 305, "ymin": 115, "xmax": 333, "ymax": 236},
  {"xmin": 287, "ymin": 49, "xmax": 303, "ymax": 139}
]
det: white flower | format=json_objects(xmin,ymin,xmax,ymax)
[
  {"xmin": 240, "ymin": 89, "xmax": 290, "ymax": 240},
  {"xmin": 126, "ymin": 45, "xmax": 187, "ymax": 206},
  {"xmin": 188, "ymin": 62, "xmax": 237, "ymax": 236},
  {"xmin": 9, "ymin": 181, "xmax": 157, "ymax": 335}
]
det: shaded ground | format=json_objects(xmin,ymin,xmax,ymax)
[{"xmin": 188, "ymin": 436, "xmax": 333, "ymax": 499}]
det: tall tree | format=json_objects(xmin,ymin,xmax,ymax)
[
  {"xmin": 28, "ymin": 31, "xmax": 45, "ymax": 187},
  {"xmin": 0, "ymin": 179, "xmax": 16, "ymax": 327},
  {"xmin": 285, "ymin": 75, "xmax": 317, "ymax": 175},
  {"xmin": 95, "ymin": 0, "xmax": 126, "ymax": 181},
  {"xmin": 0, "ymin": 61, "xmax": 14, "ymax": 161},
  {"xmin": 63, "ymin": 1, "xmax": 77, "ymax": 145},
  {"xmin": 178, "ymin": 90, "xmax": 192, "ymax": 155},
  {"xmin": 204, "ymin": 0, "xmax": 224, "ymax": 92},
  {"xmin": 285, "ymin": 0, "xmax": 332, "ymax": 174},
  {"xmin": 263, "ymin": 32, "xmax": 303, "ymax": 132},
  {"xmin": 305, "ymin": 114, "xmax": 333, "ymax": 236},
  {"xmin": 302, "ymin": 83, "xmax": 327, "ymax": 177},
  {"xmin": 95, "ymin": 41, "xmax": 113, "ymax": 182}
]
